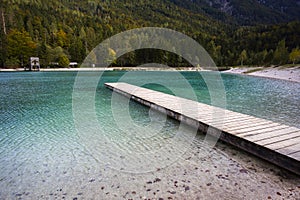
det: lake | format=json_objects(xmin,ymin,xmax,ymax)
[{"xmin": 0, "ymin": 71, "xmax": 299, "ymax": 199}]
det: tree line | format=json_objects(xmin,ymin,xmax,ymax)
[{"xmin": 0, "ymin": 0, "xmax": 300, "ymax": 68}]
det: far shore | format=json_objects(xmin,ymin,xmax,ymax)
[
  {"xmin": 0, "ymin": 66, "xmax": 205, "ymax": 72},
  {"xmin": 1, "ymin": 65, "xmax": 299, "ymax": 83},
  {"xmin": 223, "ymin": 66, "xmax": 300, "ymax": 83}
]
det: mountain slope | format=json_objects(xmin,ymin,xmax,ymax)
[
  {"xmin": 168, "ymin": 0, "xmax": 300, "ymax": 25},
  {"xmin": 0, "ymin": 0, "xmax": 299, "ymax": 68}
]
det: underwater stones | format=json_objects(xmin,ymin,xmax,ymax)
[
  {"xmin": 167, "ymin": 190, "xmax": 176, "ymax": 194},
  {"xmin": 89, "ymin": 178, "xmax": 95, "ymax": 182},
  {"xmin": 154, "ymin": 178, "xmax": 161, "ymax": 183},
  {"xmin": 184, "ymin": 186, "xmax": 190, "ymax": 191},
  {"xmin": 239, "ymin": 169, "xmax": 248, "ymax": 174}
]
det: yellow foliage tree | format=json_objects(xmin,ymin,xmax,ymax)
[
  {"xmin": 289, "ymin": 47, "xmax": 300, "ymax": 64},
  {"xmin": 6, "ymin": 29, "xmax": 37, "ymax": 67}
]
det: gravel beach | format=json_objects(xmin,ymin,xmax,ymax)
[{"xmin": 223, "ymin": 66, "xmax": 300, "ymax": 83}]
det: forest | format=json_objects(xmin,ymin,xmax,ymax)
[{"xmin": 0, "ymin": 0, "xmax": 300, "ymax": 68}]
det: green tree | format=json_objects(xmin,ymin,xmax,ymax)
[
  {"xmin": 56, "ymin": 29, "xmax": 69, "ymax": 48},
  {"xmin": 105, "ymin": 48, "xmax": 117, "ymax": 66},
  {"xmin": 69, "ymin": 38, "xmax": 86, "ymax": 63},
  {"xmin": 58, "ymin": 54, "xmax": 69, "ymax": 67},
  {"xmin": 264, "ymin": 49, "xmax": 274, "ymax": 65},
  {"xmin": 47, "ymin": 46, "xmax": 64, "ymax": 64},
  {"xmin": 207, "ymin": 40, "xmax": 222, "ymax": 66},
  {"xmin": 239, "ymin": 49, "xmax": 247, "ymax": 66},
  {"xmin": 37, "ymin": 42, "xmax": 47, "ymax": 66},
  {"xmin": 6, "ymin": 29, "xmax": 37, "ymax": 67},
  {"xmin": 86, "ymin": 27, "xmax": 96, "ymax": 51},
  {"xmin": 273, "ymin": 39, "xmax": 289, "ymax": 65},
  {"xmin": 85, "ymin": 50, "xmax": 97, "ymax": 67},
  {"xmin": 289, "ymin": 47, "xmax": 300, "ymax": 64},
  {"xmin": 0, "ymin": 28, "xmax": 7, "ymax": 67},
  {"xmin": 253, "ymin": 49, "xmax": 268, "ymax": 66},
  {"xmin": 79, "ymin": 27, "xmax": 88, "ymax": 53}
]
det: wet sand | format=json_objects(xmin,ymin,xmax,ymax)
[{"xmin": 92, "ymin": 138, "xmax": 300, "ymax": 199}]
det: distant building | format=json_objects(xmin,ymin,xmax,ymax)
[
  {"xmin": 25, "ymin": 57, "xmax": 40, "ymax": 71},
  {"xmin": 69, "ymin": 62, "xmax": 78, "ymax": 68},
  {"xmin": 49, "ymin": 62, "xmax": 59, "ymax": 68}
]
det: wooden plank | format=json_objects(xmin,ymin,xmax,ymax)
[
  {"xmin": 221, "ymin": 119, "xmax": 272, "ymax": 130},
  {"xmin": 230, "ymin": 123, "xmax": 286, "ymax": 135},
  {"xmin": 288, "ymin": 151, "xmax": 300, "ymax": 160},
  {"xmin": 213, "ymin": 120, "xmax": 270, "ymax": 133},
  {"xmin": 255, "ymin": 132, "xmax": 300, "ymax": 146},
  {"xmin": 105, "ymin": 82, "xmax": 300, "ymax": 175},
  {"xmin": 198, "ymin": 116, "xmax": 254, "ymax": 126},
  {"xmin": 237, "ymin": 125, "xmax": 289, "ymax": 137},
  {"xmin": 244, "ymin": 127, "xmax": 299, "ymax": 142},
  {"xmin": 276, "ymin": 142, "xmax": 300, "ymax": 155},
  {"xmin": 223, "ymin": 121, "xmax": 272, "ymax": 131},
  {"xmin": 195, "ymin": 114, "xmax": 256, "ymax": 126},
  {"xmin": 223, "ymin": 116, "xmax": 269, "ymax": 125},
  {"xmin": 209, "ymin": 115, "xmax": 259, "ymax": 124},
  {"xmin": 265, "ymin": 137, "xmax": 300, "ymax": 150}
]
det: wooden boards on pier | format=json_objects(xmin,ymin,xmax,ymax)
[{"xmin": 105, "ymin": 82, "xmax": 300, "ymax": 175}]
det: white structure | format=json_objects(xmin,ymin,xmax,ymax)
[
  {"xmin": 69, "ymin": 62, "xmax": 78, "ymax": 68},
  {"xmin": 26, "ymin": 57, "xmax": 40, "ymax": 71}
]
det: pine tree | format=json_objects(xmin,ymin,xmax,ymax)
[{"xmin": 273, "ymin": 39, "xmax": 289, "ymax": 65}]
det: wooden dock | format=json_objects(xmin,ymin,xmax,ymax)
[{"xmin": 105, "ymin": 82, "xmax": 300, "ymax": 175}]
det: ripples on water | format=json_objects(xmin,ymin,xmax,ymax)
[{"xmin": 0, "ymin": 71, "xmax": 299, "ymax": 199}]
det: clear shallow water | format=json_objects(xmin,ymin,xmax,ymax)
[{"xmin": 0, "ymin": 71, "xmax": 299, "ymax": 199}]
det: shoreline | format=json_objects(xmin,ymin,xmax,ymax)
[
  {"xmin": 222, "ymin": 66, "xmax": 300, "ymax": 83},
  {"xmin": 1, "ymin": 66, "xmax": 300, "ymax": 83},
  {"xmin": 0, "ymin": 67, "xmax": 198, "ymax": 72}
]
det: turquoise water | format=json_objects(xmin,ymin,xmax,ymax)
[{"xmin": 0, "ymin": 71, "xmax": 299, "ymax": 198}]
